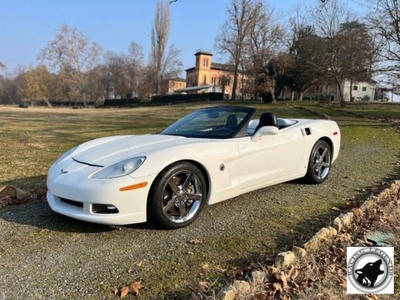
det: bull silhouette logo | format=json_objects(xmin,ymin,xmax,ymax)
[
  {"xmin": 355, "ymin": 259, "xmax": 384, "ymax": 287},
  {"xmin": 347, "ymin": 247, "xmax": 394, "ymax": 294}
]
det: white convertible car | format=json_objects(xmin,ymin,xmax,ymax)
[{"xmin": 47, "ymin": 106, "xmax": 340, "ymax": 229}]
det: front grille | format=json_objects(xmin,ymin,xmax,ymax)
[{"xmin": 60, "ymin": 198, "xmax": 83, "ymax": 208}]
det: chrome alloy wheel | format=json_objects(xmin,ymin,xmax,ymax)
[
  {"xmin": 312, "ymin": 143, "xmax": 331, "ymax": 180},
  {"xmin": 161, "ymin": 170, "xmax": 204, "ymax": 224}
]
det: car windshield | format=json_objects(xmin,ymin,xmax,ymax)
[{"xmin": 160, "ymin": 106, "xmax": 255, "ymax": 139}]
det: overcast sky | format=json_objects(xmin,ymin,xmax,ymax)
[{"xmin": 1, "ymin": 0, "xmax": 363, "ymax": 74}]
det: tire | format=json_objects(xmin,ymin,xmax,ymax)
[
  {"xmin": 148, "ymin": 162, "xmax": 207, "ymax": 229},
  {"xmin": 304, "ymin": 140, "xmax": 332, "ymax": 184}
]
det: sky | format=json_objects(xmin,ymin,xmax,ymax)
[{"xmin": 0, "ymin": 0, "xmax": 367, "ymax": 76}]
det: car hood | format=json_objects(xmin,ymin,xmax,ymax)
[{"xmin": 71, "ymin": 134, "xmax": 194, "ymax": 166}]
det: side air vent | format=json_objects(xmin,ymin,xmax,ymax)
[{"xmin": 301, "ymin": 127, "xmax": 312, "ymax": 136}]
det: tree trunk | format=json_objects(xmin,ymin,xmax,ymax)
[
  {"xmin": 349, "ymin": 79, "xmax": 353, "ymax": 102},
  {"xmin": 271, "ymin": 78, "xmax": 276, "ymax": 103},
  {"xmin": 231, "ymin": 69, "xmax": 238, "ymax": 100},
  {"xmin": 335, "ymin": 80, "xmax": 345, "ymax": 107},
  {"xmin": 299, "ymin": 92, "xmax": 304, "ymax": 101},
  {"xmin": 44, "ymin": 100, "xmax": 53, "ymax": 108},
  {"xmin": 82, "ymin": 91, "xmax": 88, "ymax": 107}
]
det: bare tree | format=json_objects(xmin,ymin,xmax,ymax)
[
  {"xmin": 312, "ymin": 0, "xmax": 354, "ymax": 106},
  {"xmin": 0, "ymin": 68, "xmax": 24, "ymax": 105},
  {"xmin": 20, "ymin": 65, "xmax": 53, "ymax": 107},
  {"xmin": 338, "ymin": 21, "xmax": 376, "ymax": 100},
  {"xmin": 368, "ymin": 0, "xmax": 400, "ymax": 82},
  {"xmin": 103, "ymin": 51, "xmax": 130, "ymax": 98},
  {"xmin": 285, "ymin": 7, "xmax": 327, "ymax": 101},
  {"xmin": 150, "ymin": 0, "xmax": 171, "ymax": 95},
  {"xmin": 245, "ymin": 1, "xmax": 284, "ymax": 101},
  {"xmin": 127, "ymin": 42, "xmax": 145, "ymax": 98},
  {"xmin": 38, "ymin": 24, "xmax": 102, "ymax": 107},
  {"xmin": 215, "ymin": 0, "xmax": 262, "ymax": 100}
]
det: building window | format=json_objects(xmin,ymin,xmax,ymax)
[
  {"xmin": 353, "ymin": 85, "xmax": 358, "ymax": 91},
  {"xmin": 316, "ymin": 86, "xmax": 319, "ymax": 92},
  {"xmin": 203, "ymin": 59, "xmax": 209, "ymax": 67},
  {"xmin": 211, "ymin": 77, "xmax": 216, "ymax": 84},
  {"xmin": 203, "ymin": 76, "xmax": 207, "ymax": 85},
  {"xmin": 362, "ymin": 87, "xmax": 367, "ymax": 91}
]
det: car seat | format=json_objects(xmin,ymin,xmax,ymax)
[{"xmin": 254, "ymin": 112, "xmax": 277, "ymax": 133}]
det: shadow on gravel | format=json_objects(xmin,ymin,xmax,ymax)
[{"xmin": 0, "ymin": 200, "xmax": 160, "ymax": 233}]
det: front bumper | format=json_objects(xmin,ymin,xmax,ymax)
[{"xmin": 46, "ymin": 158, "xmax": 154, "ymax": 225}]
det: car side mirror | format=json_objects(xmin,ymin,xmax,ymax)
[{"xmin": 251, "ymin": 126, "xmax": 279, "ymax": 142}]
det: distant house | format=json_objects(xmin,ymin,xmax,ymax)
[
  {"xmin": 283, "ymin": 79, "xmax": 376, "ymax": 102},
  {"xmin": 342, "ymin": 80, "xmax": 376, "ymax": 101},
  {"xmin": 175, "ymin": 50, "xmax": 245, "ymax": 99},
  {"xmin": 161, "ymin": 78, "xmax": 186, "ymax": 95}
]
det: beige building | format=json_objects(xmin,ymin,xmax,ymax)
[
  {"xmin": 175, "ymin": 50, "xmax": 245, "ymax": 99},
  {"xmin": 161, "ymin": 78, "xmax": 186, "ymax": 95}
]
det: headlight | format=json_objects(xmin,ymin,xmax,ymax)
[
  {"xmin": 53, "ymin": 146, "xmax": 78, "ymax": 166},
  {"xmin": 90, "ymin": 156, "xmax": 146, "ymax": 179}
]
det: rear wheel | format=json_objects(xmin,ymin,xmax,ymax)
[
  {"xmin": 304, "ymin": 140, "xmax": 331, "ymax": 184},
  {"xmin": 148, "ymin": 162, "xmax": 207, "ymax": 229}
]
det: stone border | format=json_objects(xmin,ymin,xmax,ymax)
[{"xmin": 216, "ymin": 180, "xmax": 400, "ymax": 300}]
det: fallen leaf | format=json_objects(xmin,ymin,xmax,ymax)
[
  {"xmin": 188, "ymin": 239, "xmax": 202, "ymax": 244},
  {"xmin": 134, "ymin": 261, "xmax": 143, "ymax": 267},
  {"xmin": 119, "ymin": 286, "xmax": 130, "ymax": 298},
  {"xmin": 128, "ymin": 282, "xmax": 143, "ymax": 295},
  {"xmin": 119, "ymin": 281, "xmax": 143, "ymax": 298}
]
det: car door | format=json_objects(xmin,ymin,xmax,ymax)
[{"xmin": 237, "ymin": 128, "xmax": 305, "ymax": 190}]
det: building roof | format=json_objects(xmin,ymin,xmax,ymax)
[
  {"xmin": 211, "ymin": 62, "xmax": 231, "ymax": 71},
  {"xmin": 185, "ymin": 63, "xmax": 232, "ymax": 73},
  {"xmin": 175, "ymin": 85, "xmax": 213, "ymax": 92},
  {"xmin": 168, "ymin": 77, "xmax": 186, "ymax": 82},
  {"xmin": 195, "ymin": 49, "xmax": 213, "ymax": 56}
]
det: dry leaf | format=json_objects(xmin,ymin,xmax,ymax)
[
  {"xmin": 272, "ymin": 282, "xmax": 282, "ymax": 292},
  {"xmin": 120, "ymin": 286, "xmax": 130, "ymax": 298},
  {"xmin": 331, "ymin": 206, "xmax": 342, "ymax": 212},
  {"xmin": 119, "ymin": 281, "xmax": 143, "ymax": 298},
  {"xmin": 128, "ymin": 282, "xmax": 143, "ymax": 295},
  {"xmin": 134, "ymin": 261, "xmax": 143, "ymax": 267},
  {"xmin": 188, "ymin": 239, "xmax": 202, "ymax": 244}
]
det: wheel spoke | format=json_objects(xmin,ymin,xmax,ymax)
[
  {"xmin": 321, "ymin": 162, "xmax": 330, "ymax": 168},
  {"xmin": 182, "ymin": 172, "xmax": 194, "ymax": 190},
  {"xmin": 167, "ymin": 181, "xmax": 180, "ymax": 194},
  {"xmin": 320, "ymin": 148, "xmax": 328, "ymax": 160},
  {"xmin": 178, "ymin": 203, "xmax": 187, "ymax": 217},
  {"xmin": 163, "ymin": 197, "xmax": 177, "ymax": 212},
  {"xmin": 185, "ymin": 192, "xmax": 202, "ymax": 201}
]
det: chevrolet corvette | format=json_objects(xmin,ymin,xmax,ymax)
[{"xmin": 46, "ymin": 106, "xmax": 340, "ymax": 229}]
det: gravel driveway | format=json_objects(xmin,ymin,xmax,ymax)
[{"xmin": 1, "ymin": 117, "xmax": 399, "ymax": 299}]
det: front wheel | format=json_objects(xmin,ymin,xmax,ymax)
[
  {"xmin": 148, "ymin": 162, "xmax": 207, "ymax": 229},
  {"xmin": 304, "ymin": 140, "xmax": 332, "ymax": 184}
]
